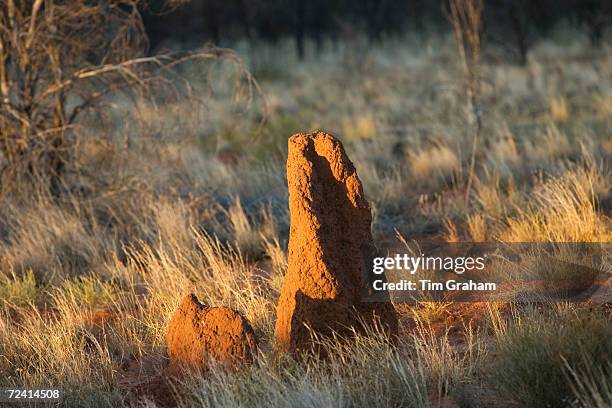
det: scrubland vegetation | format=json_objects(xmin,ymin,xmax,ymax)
[{"xmin": 0, "ymin": 3, "xmax": 611, "ymax": 406}]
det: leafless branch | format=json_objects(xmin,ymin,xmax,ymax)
[{"xmin": 0, "ymin": 1, "xmax": 263, "ymax": 195}]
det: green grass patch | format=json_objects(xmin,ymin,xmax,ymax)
[
  {"xmin": 0, "ymin": 270, "xmax": 40, "ymax": 308},
  {"xmin": 57, "ymin": 275, "xmax": 121, "ymax": 309}
]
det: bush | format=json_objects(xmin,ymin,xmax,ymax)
[
  {"xmin": 492, "ymin": 307, "xmax": 612, "ymax": 408},
  {"xmin": 0, "ymin": 270, "xmax": 39, "ymax": 308},
  {"xmin": 0, "ymin": 1, "xmax": 257, "ymax": 195}
]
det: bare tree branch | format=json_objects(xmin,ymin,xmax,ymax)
[{"xmin": 0, "ymin": 1, "xmax": 263, "ymax": 195}]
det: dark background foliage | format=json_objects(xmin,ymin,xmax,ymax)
[{"xmin": 142, "ymin": 0, "xmax": 611, "ymax": 62}]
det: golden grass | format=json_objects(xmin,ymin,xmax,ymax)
[
  {"xmin": 500, "ymin": 168, "xmax": 611, "ymax": 242},
  {"xmin": 410, "ymin": 144, "xmax": 460, "ymax": 181},
  {"xmin": 550, "ymin": 95, "xmax": 570, "ymax": 122},
  {"xmin": 341, "ymin": 112, "xmax": 377, "ymax": 141},
  {"xmin": 0, "ymin": 36, "xmax": 610, "ymax": 406},
  {"xmin": 595, "ymin": 94, "xmax": 612, "ymax": 118}
]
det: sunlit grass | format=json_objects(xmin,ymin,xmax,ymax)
[{"xmin": 0, "ymin": 35, "xmax": 610, "ymax": 406}]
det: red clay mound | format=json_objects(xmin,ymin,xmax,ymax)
[
  {"xmin": 167, "ymin": 294, "xmax": 257, "ymax": 374},
  {"xmin": 275, "ymin": 131, "xmax": 398, "ymax": 355}
]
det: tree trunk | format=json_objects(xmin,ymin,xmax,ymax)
[{"xmin": 295, "ymin": 0, "xmax": 306, "ymax": 59}]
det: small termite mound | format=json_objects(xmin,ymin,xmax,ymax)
[{"xmin": 167, "ymin": 294, "xmax": 257, "ymax": 374}]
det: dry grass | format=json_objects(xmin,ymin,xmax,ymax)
[
  {"xmin": 0, "ymin": 33, "xmax": 611, "ymax": 406},
  {"xmin": 491, "ymin": 306, "xmax": 612, "ymax": 408},
  {"xmin": 500, "ymin": 167, "xmax": 611, "ymax": 242},
  {"xmin": 410, "ymin": 144, "xmax": 461, "ymax": 181},
  {"xmin": 550, "ymin": 95, "xmax": 571, "ymax": 122},
  {"xmin": 179, "ymin": 322, "xmax": 483, "ymax": 408}
]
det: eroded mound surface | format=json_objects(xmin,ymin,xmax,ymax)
[
  {"xmin": 275, "ymin": 131, "xmax": 398, "ymax": 355},
  {"xmin": 167, "ymin": 294, "xmax": 257, "ymax": 374}
]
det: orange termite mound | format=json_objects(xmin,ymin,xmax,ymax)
[
  {"xmin": 275, "ymin": 131, "xmax": 398, "ymax": 355},
  {"xmin": 166, "ymin": 294, "xmax": 257, "ymax": 374}
]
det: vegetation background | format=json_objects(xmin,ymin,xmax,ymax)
[{"xmin": 0, "ymin": 0, "xmax": 610, "ymax": 406}]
